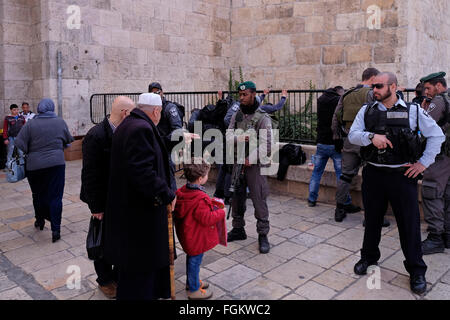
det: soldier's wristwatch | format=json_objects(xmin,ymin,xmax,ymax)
[{"xmin": 368, "ymin": 133, "xmax": 375, "ymax": 141}]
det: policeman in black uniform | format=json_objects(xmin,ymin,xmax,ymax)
[
  {"xmin": 348, "ymin": 72, "xmax": 445, "ymax": 295},
  {"xmin": 149, "ymin": 82, "xmax": 183, "ymax": 191}
]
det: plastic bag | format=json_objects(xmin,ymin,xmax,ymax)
[
  {"xmin": 86, "ymin": 217, "xmax": 103, "ymax": 260},
  {"xmin": 6, "ymin": 147, "xmax": 26, "ymax": 183}
]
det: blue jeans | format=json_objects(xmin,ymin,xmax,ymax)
[
  {"xmin": 186, "ymin": 253, "xmax": 204, "ymax": 292},
  {"xmin": 308, "ymin": 144, "xmax": 351, "ymax": 204}
]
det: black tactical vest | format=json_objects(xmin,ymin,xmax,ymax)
[{"xmin": 360, "ymin": 102, "xmax": 421, "ymax": 165}]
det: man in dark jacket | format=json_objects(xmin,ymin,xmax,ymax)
[
  {"xmin": 80, "ymin": 96, "xmax": 135, "ymax": 299},
  {"xmin": 104, "ymin": 93, "xmax": 176, "ymax": 300},
  {"xmin": 149, "ymin": 82, "xmax": 182, "ymax": 192},
  {"xmin": 307, "ymin": 86, "xmax": 344, "ymax": 207}
]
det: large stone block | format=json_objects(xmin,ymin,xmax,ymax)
[
  {"xmin": 336, "ymin": 12, "xmax": 365, "ymax": 31},
  {"xmin": 322, "ymin": 46, "xmax": 345, "ymax": 65},
  {"xmin": 296, "ymin": 47, "xmax": 321, "ymax": 65},
  {"xmin": 305, "ymin": 16, "xmax": 324, "ymax": 33},
  {"xmin": 346, "ymin": 44, "xmax": 372, "ymax": 64}
]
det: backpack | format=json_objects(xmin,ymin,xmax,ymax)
[
  {"xmin": 337, "ymin": 86, "xmax": 372, "ymax": 134},
  {"xmin": 199, "ymin": 101, "xmax": 229, "ymax": 132},
  {"xmin": 6, "ymin": 146, "xmax": 26, "ymax": 183},
  {"xmin": 276, "ymin": 144, "xmax": 306, "ymax": 181},
  {"xmin": 164, "ymin": 100, "xmax": 185, "ymax": 124}
]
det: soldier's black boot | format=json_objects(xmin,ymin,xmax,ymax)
[
  {"xmin": 258, "ymin": 234, "xmax": 270, "ymax": 254},
  {"xmin": 343, "ymin": 203, "xmax": 361, "ymax": 214},
  {"xmin": 421, "ymin": 233, "xmax": 445, "ymax": 255},
  {"xmin": 227, "ymin": 228, "xmax": 247, "ymax": 242},
  {"xmin": 335, "ymin": 203, "xmax": 346, "ymax": 222}
]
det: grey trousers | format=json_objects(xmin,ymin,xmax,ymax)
[
  {"xmin": 335, "ymin": 138, "xmax": 362, "ymax": 205},
  {"xmin": 422, "ymin": 154, "xmax": 450, "ymax": 236},
  {"xmin": 231, "ymin": 165, "xmax": 270, "ymax": 235}
]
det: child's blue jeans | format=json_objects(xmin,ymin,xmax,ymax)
[{"xmin": 186, "ymin": 253, "xmax": 204, "ymax": 292}]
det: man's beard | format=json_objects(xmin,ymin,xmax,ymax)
[
  {"xmin": 375, "ymin": 90, "xmax": 392, "ymax": 102},
  {"xmin": 241, "ymin": 98, "xmax": 259, "ymax": 114}
]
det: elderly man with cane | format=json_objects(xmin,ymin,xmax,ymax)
[{"xmin": 104, "ymin": 93, "xmax": 176, "ymax": 300}]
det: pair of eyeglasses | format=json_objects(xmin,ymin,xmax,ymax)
[{"xmin": 372, "ymin": 83, "xmax": 393, "ymax": 89}]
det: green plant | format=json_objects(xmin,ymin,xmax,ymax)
[
  {"xmin": 228, "ymin": 66, "xmax": 244, "ymax": 100},
  {"xmin": 277, "ymin": 81, "xmax": 318, "ymax": 143}
]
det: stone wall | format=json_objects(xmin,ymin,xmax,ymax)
[
  {"xmin": 230, "ymin": 0, "xmax": 408, "ymax": 90},
  {"xmin": 403, "ymin": 0, "xmax": 450, "ymax": 86},
  {"xmin": 1, "ymin": 0, "xmax": 232, "ymax": 135},
  {"xmin": 0, "ymin": 0, "xmax": 34, "ymax": 117}
]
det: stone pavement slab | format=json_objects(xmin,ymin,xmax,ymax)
[{"xmin": 1, "ymin": 160, "xmax": 450, "ymax": 300}]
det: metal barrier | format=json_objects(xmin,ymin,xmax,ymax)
[{"xmin": 90, "ymin": 89, "xmax": 416, "ymax": 144}]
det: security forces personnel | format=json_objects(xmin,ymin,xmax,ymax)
[
  {"xmin": 149, "ymin": 82, "xmax": 183, "ymax": 191},
  {"xmin": 226, "ymin": 81, "xmax": 272, "ymax": 254},
  {"xmin": 331, "ymin": 68, "xmax": 381, "ymax": 222},
  {"xmin": 348, "ymin": 72, "xmax": 445, "ymax": 295},
  {"xmin": 419, "ymin": 72, "xmax": 450, "ymax": 254}
]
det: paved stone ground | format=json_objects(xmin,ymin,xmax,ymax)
[{"xmin": 1, "ymin": 160, "xmax": 450, "ymax": 300}]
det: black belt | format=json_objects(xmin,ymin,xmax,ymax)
[{"xmin": 367, "ymin": 164, "xmax": 406, "ymax": 173}]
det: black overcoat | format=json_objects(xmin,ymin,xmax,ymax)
[{"xmin": 104, "ymin": 108, "xmax": 175, "ymax": 272}]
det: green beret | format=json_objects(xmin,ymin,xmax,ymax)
[
  {"xmin": 420, "ymin": 71, "xmax": 446, "ymax": 83},
  {"xmin": 238, "ymin": 81, "xmax": 256, "ymax": 91}
]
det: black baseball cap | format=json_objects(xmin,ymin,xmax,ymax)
[{"xmin": 148, "ymin": 82, "xmax": 162, "ymax": 92}]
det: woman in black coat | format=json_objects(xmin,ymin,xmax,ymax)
[{"xmin": 104, "ymin": 94, "xmax": 176, "ymax": 300}]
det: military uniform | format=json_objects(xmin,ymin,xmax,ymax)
[
  {"xmin": 420, "ymin": 72, "xmax": 450, "ymax": 253},
  {"xmin": 331, "ymin": 85, "xmax": 374, "ymax": 221},
  {"xmin": 227, "ymin": 108, "xmax": 272, "ymax": 229},
  {"xmin": 348, "ymin": 95, "xmax": 445, "ymax": 294},
  {"xmin": 225, "ymin": 81, "xmax": 272, "ymax": 253}
]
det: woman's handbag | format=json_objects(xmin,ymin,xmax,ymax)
[
  {"xmin": 86, "ymin": 217, "xmax": 104, "ymax": 260},
  {"xmin": 6, "ymin": 146, "xmax": 26, "ymax": 183}
]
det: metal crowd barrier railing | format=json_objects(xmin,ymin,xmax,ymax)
[{"xmin": 90, "ymin": 89, "xmax": 416, "ymax": 144}]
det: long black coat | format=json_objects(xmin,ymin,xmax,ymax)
[
  {"xmin": 104, "ymin": 108, "xmax": 175, "ymax": 273},
  {"xmin": 80, "ymin": 117, "xmax": 113, "ymax": 214}
]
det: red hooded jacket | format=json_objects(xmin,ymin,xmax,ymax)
[{"xmin": 174, "ymin": 185, "xmax": 225, "ymax": 256}]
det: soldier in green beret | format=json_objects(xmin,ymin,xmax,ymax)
[
  {"xmin": 225, "ymin": 81, "xmax": 273, "ymax": 254},
  {"xmin": 420, "ymin": 71, "xmax": 450, "ymax": 254}
]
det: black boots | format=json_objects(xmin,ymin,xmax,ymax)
[
  {"xmin": 227, "ymin": 228, "xmax": 270, "ymax": 254},
  {"xmin": 258, "ymin": 235, "xmax": 270, "ymax": 254},
  {"xmin": 422, "ymin": 233, "xmax": 445, "ymax": 255},
  {"xmin": 227, "ymin": 228, "xmax": 247, "ymax": 242},
  {"xmin": 353, "ymin": 259, "xmax": 378, "ymax": 275},
  {"xmin": 410, "ymin": 275, "xmax": 427, "ymax": 295},
  {"xmin": 335, "ymin": 203, "xmax": 347, "ymax": 222},
  {"xmin": 335, "ymin": 203, "xmax": 361, "ymax": 222},
  {"xmin": 52, "ymin": 231, "xmax": 61, "ymax": 243},
  {"xmin": 343, "ymin": 203, "xmax": 361, "ymax": 213},
  {"xmin": 34, "ymin": 219, "xmax": 44, "ymax": 231}
]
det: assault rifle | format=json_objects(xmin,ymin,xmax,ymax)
[{"xmin": 227, "ymin": 163, "xmax": 244, "ymax": 220}]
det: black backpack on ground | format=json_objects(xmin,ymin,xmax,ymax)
[{"xmin": 277, "ymin": 144, "xmax": 307, "ymax": 181}]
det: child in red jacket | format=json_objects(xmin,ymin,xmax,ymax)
[{"xmin": 174, "ymin": 159, "xmax": 226, "ymax": 300}]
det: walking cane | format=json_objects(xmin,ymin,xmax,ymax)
[{"xmin": 167, "ymin": 204, "xmax": 176, "ymax": 300}]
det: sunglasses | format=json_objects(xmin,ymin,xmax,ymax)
[{"xmin": 372, "ymin": 83, "xmax": 393, "ymax": 89}]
